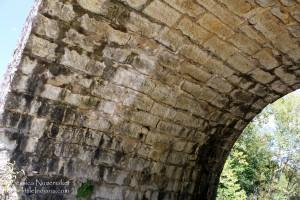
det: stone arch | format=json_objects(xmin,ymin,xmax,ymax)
[{"xmin": 0, "ymin": 0, "xmax": 299, "ymax": 199}]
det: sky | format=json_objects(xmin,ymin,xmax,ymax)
[{"xmin": 0, "ymin": 0, "xmax": 34, "ymax": 80}]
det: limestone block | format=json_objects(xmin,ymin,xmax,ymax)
[
  {"xmin": 229, "ymin": 33, "xmax": 260, "ymax": 55},
  {"xmin": 63, "ymin": 29, "xmax": 95, "ymax": 52},
  {"xmin": 254, "ymin": 49, "xmax": 279, "ymax": 70},
  {"xmin": 287, "ymin": 24, "xmax": 300, "ymax": 38},
  {"xmin": 204, "ymin": 36, "xmax": 237, "ymax": 60},
  {"xmin": 239, "ymin": 24, "xmax": 266, "ymax": 45},
  {"xmin": 180, "ymin": 44, "xmax": 209, "ymax": 65},
  {"xmin": 177, "ymin": 17, "xmax": 211, "ymax": 45},
  {"xmin": 77, "ymin": 0, "xmax": 106, "ymax": 14},
  {"xmin": 179, "ymin": 61, "xmax": 212, "ymax": 82},
  {"xmin": 227, "ymin": 53, "xmax": 256, "ymax": 73},
  {"xmin": 204, "ymin": 58, "xmax": 234, "ymax": 78},
  {"xmin": 41, "ymin": 0, "xmax": 76, "ymax": 22},
  {"xmin": 20, "ymin": 56, "xmax": 38, "ymax": 75},
  {"xmin": 151, "ymin": 103, "xmax": 177, "ymax": 120},
  {"xmin": 27, "ymin": 35, "xmax": 57, "ymax": 61},
  {"xmin": 271, "ymin": 6, "xmax": 289, "ymax": 23},
  {"xmin": 60, "ymin": 48, "xmax": 90, "ymax": 73},
  {"xmin": 291, "ymin": 11, "xmax": 300, "ymax": 22},
  {"xmin": 120, "ymin": 0, "xmax": 147, "ymax": 10},
  {"xmin": 255, "ymin": 0, "xmax": 276, "ymax": 7},
  {"xmin": 249, "ymin": 84, "xmax": 268, "ymax": 97},
  {"xmin": 157, "ymin": 27, "xmax": 187, "ymax": 51},
  {"xmin": 11, "ymin": 74, "xmax": 29, "ymax": 93},
  {"xmin": 30, "ymin": 118, "xmax": 47, "ymax": 138},
  {"xmin": 250, "ymin": 68, "xmax": 275, "ymax": 84},
  {"xmin": 33, "ymin": 14, "xmax": 60, "ymax": 39},
  {"xmin": 207, "ymin": 76, "xmax": 233, "ymax": 93},
  {"xmin": 219, "ymin": 0, "xmax": 252, "ymax": 16},
  {"xmin": 197, "ymin": 13, "xmax": 234, "ymax": 39},
  {"xmin": 40, "ymin": 84, "xmax": 62, "ymax": 101},
  {"xmin": 125, "ymin": 12, "xmax": 162, "ymax": 38},
  {"xmin": 24, "ymin": 137, "xmax": 39, "ymax": 153},
  {"xmin": 165, "ymin": 0, "xmax": 205, "ymax": 17},
  {"xmin": 271, "ymin": 80, "xmax": 289, "ymax": 94},
  {"xmin": 129, "ymin": 111, "xmax": 160, "ymax": 128},
  {"xmin": 274, "ymin": 67, "xmax": 297, "ymax": 85},
  {"xmin": 143, "ymin": 0, "xmax": 181, "ymax": 26}
]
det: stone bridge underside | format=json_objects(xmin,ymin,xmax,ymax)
[{"xmin": 1, "ymin": 0, "xmax": 300, "ymax": 199}]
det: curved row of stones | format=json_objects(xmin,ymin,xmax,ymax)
[{"xmin": 0, "ymin": 0, "xmax": 299, "ymax": 199}]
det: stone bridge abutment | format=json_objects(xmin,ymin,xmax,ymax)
[{"xmin": 0, "ymin": 0, "xmax": 299, "ymax": 199}]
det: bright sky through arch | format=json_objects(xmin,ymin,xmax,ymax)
[{"xmin": 0, "ymin": 0, "xmax": 35, "ymax": 80}]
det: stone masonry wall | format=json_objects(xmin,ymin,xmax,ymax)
[{"xmin": 0, "ymin": 0, "xmax": 299, "ymax": 199}]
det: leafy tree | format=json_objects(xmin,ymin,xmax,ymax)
[{"xmin": 218, "ymin": 91, "xmax": 300, "ymax": 199}]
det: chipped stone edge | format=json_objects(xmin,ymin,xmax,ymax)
[{"xmin": 0, "ymin": 0, "xmax": 42, "ymax": 114}]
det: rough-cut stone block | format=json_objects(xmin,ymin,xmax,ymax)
[
  {"xmin": 77, "ymin": 0, "xmax": 106, "ymax": 14},
  {"xmin": 229, "ymin": 33, "xmax": 260, "ymax": 55},
  {"xmin": 291, "ymin": 11, "xmax": 300, "ymax": 23},
  {"xmin": 203, "ymin": 4, "xmax": 241, "ymax": 26},
  {"xmin": 198, "ymin": 13, "xmax": 234, "ymax": 39},
  {"xmin": 143, "ymin": 0, "xmax": 181, "ymax": 26},
  {"xmin": 204, "ymin": 58, "xmax": 234, "ymax": 78},
  {"xmin": 204, "ymin": 36, "xmax": 237, "ymax": 60},
  {"xmin": 126, "ymin": 12, "xmax": 162, "ymax": 38},
  {"xmin": 287, "ymin": 24, "xmax": 300, "ymax": 38},
  {"xmin": 271, "ymin": 80, "xmax": 289, "ymax": 94},
  {"xmin": 165, "ymin": 0, "xmax": 205, "ymax": 17},
  {"xmin": 60, "ymin": 48, "xmax": 90, "ymax": 73},
  {"xmin": 41, "ymin": 0, "xmax": 76, "ymax": 22},
  {"xmin": 254, "ymin": 49, "xmax": 279, "ymax": 70},
  {"xmin": 63, "ymin": 29, "xmax": 94, "ymax": 52},
  {"xmin": 40, "ymin": 84, "xmax": 62, "ymax": 101},
  {"xmin": 239, "ymin": 24, "xmax": 266, "ymax": 45},
  {"xmin": 27, "ymin": 35, "xmax": 57, "ymax": 61},
  {"xmin": 179, "ymin": 61, "xmax": 212, "ymax": 82},
  {"xmin": 274, "ymin": 67, "xmax": 297, "ymax": 86},
  {"xmin": 177, "ymin": 17, "xmax": 211, "ymax": 45},
  {"xmin": 157, "ymin": 27, "xmax": 187, "ymax": 51},
  {"xmin": 121, "ymin": 0, "xmax": 147, "ymax": 10},
  {"xmin": 207, "ymin": 76, "xmax": 233, "ymax": 93},
  {"xmin": 255, "ymin": 0, "xmax": 276, "ymax": 7},
  {"xmin": 219, "ymin": 0, "xmax": 252, "ymax": 16},
  {"xmin": 33, "ymin": 14, "xmax": 60, "ymax": 39},
  {"xmin": 227, "ymin": 54, "xmax": 256, "ymax": 73},
  {"xmin": 20, "ymin": 56, "xmax": 38, "ymax": 75},
  {"xmin": 180, "ymin": 44, "xmax": 209, "ymax": 64},
  {"xmin": 250, "ymin": 68, "xmax": 275, "ymax": 84}
]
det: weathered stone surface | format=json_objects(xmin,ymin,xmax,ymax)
[
  {"xmin": 165, "ymin": 0, "xmax": 205, "ymax": 18},
  {"xmin": 143, "ymin": 0, "xmax": 181, "ymax": 26},
  {"xmin": 227, "ymin": 53, "xmax": 256, "ymax": 73},
  {"xmin": 250, "ymin": 68, "xmax": 275, "ymax": 84},
  {"xmin": 1, "ymin": 0, "xmax": 300, "ymax": 200},
  {"xmin": 254, "ymin": 49, "xmax": 279, "ymax": 70},
  {"xmin": 204, "ymin": 36, "xmax": 237, "ymax": 60},
  {"xmin": 27, "ymin": 35, "xmax": 57, "ymax": 61},
  {"xmin": 41, "ymin": 0, "xmax": 76, "ymax": 22},
  {"xmin": 60, "ymin": 48, "xmax": 90, "ymax": 73},
  {"xmin": 220, "ymin": 0, "xmax": 252, "ymax": 16},
  {"xmin": 33, "ymin": 14, "xmax": 60, "ymax": 39},
  {"xmin": 229, "ymin": 33, "xmax": 260, "ymax": 55},
  {"xmin": 198, "ymin": 13, "xmax": 234, "ymax": 39},
  {"xmin": 177, "ymin": 17, "xmax": 211, "ymax": 45}
]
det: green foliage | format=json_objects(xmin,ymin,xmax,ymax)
[
  {"xmin": 217, "ymin": 91, "xmax": 300, "ymax": 200},
  {"xmin": 76, "ymin": 180, "xmax": 94, "ymax": 199}
]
